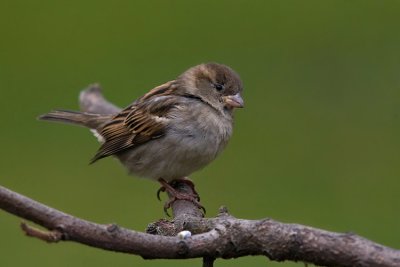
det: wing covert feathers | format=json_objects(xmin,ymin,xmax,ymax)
[{"xmin": 90, "ymin": 81, "xmax": 179, "ymax": 163}]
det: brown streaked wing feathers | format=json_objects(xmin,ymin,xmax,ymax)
[{"xmin": 90, "ymin": 80, "xmax": 178, "ymax": 163}]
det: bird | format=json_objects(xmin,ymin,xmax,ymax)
[{"xmin": 39, "ymin": 63, "xmax": 244, "ymax": 213}]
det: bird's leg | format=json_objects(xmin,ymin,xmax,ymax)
[
  {"xmin": 157, "ymin": 177, "xmax": 199, "ymax": 201},
  {"xmin": 157, "ymin": 178, "xmax": 205, "ymax": 216}
]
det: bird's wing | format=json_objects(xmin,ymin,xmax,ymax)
[{"xmin": 90, "ymin": 80, "xmax": 179, "ymax": 163}]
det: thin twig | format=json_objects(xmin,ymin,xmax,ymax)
[{"xmin": 20, "ymin": 222, "xmax": 63, "ymax": 242}]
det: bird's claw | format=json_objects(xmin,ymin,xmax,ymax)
[
  {"xmin": 157, "ymin": 178, "xmax": 205, "ymax": 217},
  {"xmin": 157, "ymin": 186, "xmax": 166, "ymax": 201}
]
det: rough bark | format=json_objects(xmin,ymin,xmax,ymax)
[{"xmin": 1, "ymin": 183, "xmax": 400, "ymax": 266}]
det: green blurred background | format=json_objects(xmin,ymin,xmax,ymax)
[{"xmin": 1, "ymin": 1, "xmax": 399, "ymax": 266}]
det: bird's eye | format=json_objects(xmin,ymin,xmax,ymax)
[{"xmin": 214, "ymin": 83, "xmax": 224, "ymax": 91}]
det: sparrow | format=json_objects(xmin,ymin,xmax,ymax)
[{"xmin": 39, "ymin": 63, "xmax": 244, "ymax": 213}]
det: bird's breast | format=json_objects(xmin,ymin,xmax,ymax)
[
  {"xmin": 118, "ymin": 103, "xmax": 233, "ymax": 181},
  {"xmin": 169, "ymin": 104, "xmax": 233, "ymax": 155}
]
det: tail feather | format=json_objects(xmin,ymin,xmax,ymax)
[{"xmin": 38, "ymin": 110, "xmax": 110, "ymax": 129}]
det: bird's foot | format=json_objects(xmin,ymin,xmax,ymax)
[{"xmin": 157, "ymin": 178, "xmax": 205, "ymax": 216}]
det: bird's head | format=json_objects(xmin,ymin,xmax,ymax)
[{"xmin": 177, "ymin": 63, "xmax": 244, "ymax": 114}]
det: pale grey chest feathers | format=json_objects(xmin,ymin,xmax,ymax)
[{"xmin": 168, "ymin": 104, "xmax": 233, "ymax": 157}]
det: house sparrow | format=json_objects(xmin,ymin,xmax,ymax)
[{"xmin": 39, "ymin": 63, "xmax": 244, "ymax": 213}]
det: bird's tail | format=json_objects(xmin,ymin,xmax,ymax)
[{"xmin": 38, "ymin": 110, "xmax": 110, "ymax": 129}]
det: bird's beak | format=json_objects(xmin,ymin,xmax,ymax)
[{"xmin": 223, "ymin": 93, "xmax": 244, "ymax": 108}]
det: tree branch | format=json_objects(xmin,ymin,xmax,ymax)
[
  {"xmin": 1, "ymin": 184, "xmax": 399, "ymax": 266},
  {"xmin": 1, "ymin": 85, "xmax": 399, "ymax": 266}
]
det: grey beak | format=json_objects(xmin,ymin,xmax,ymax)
[{"xmin": 224, "ymin": 93, "xmax": 244, "ymax": 108}]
